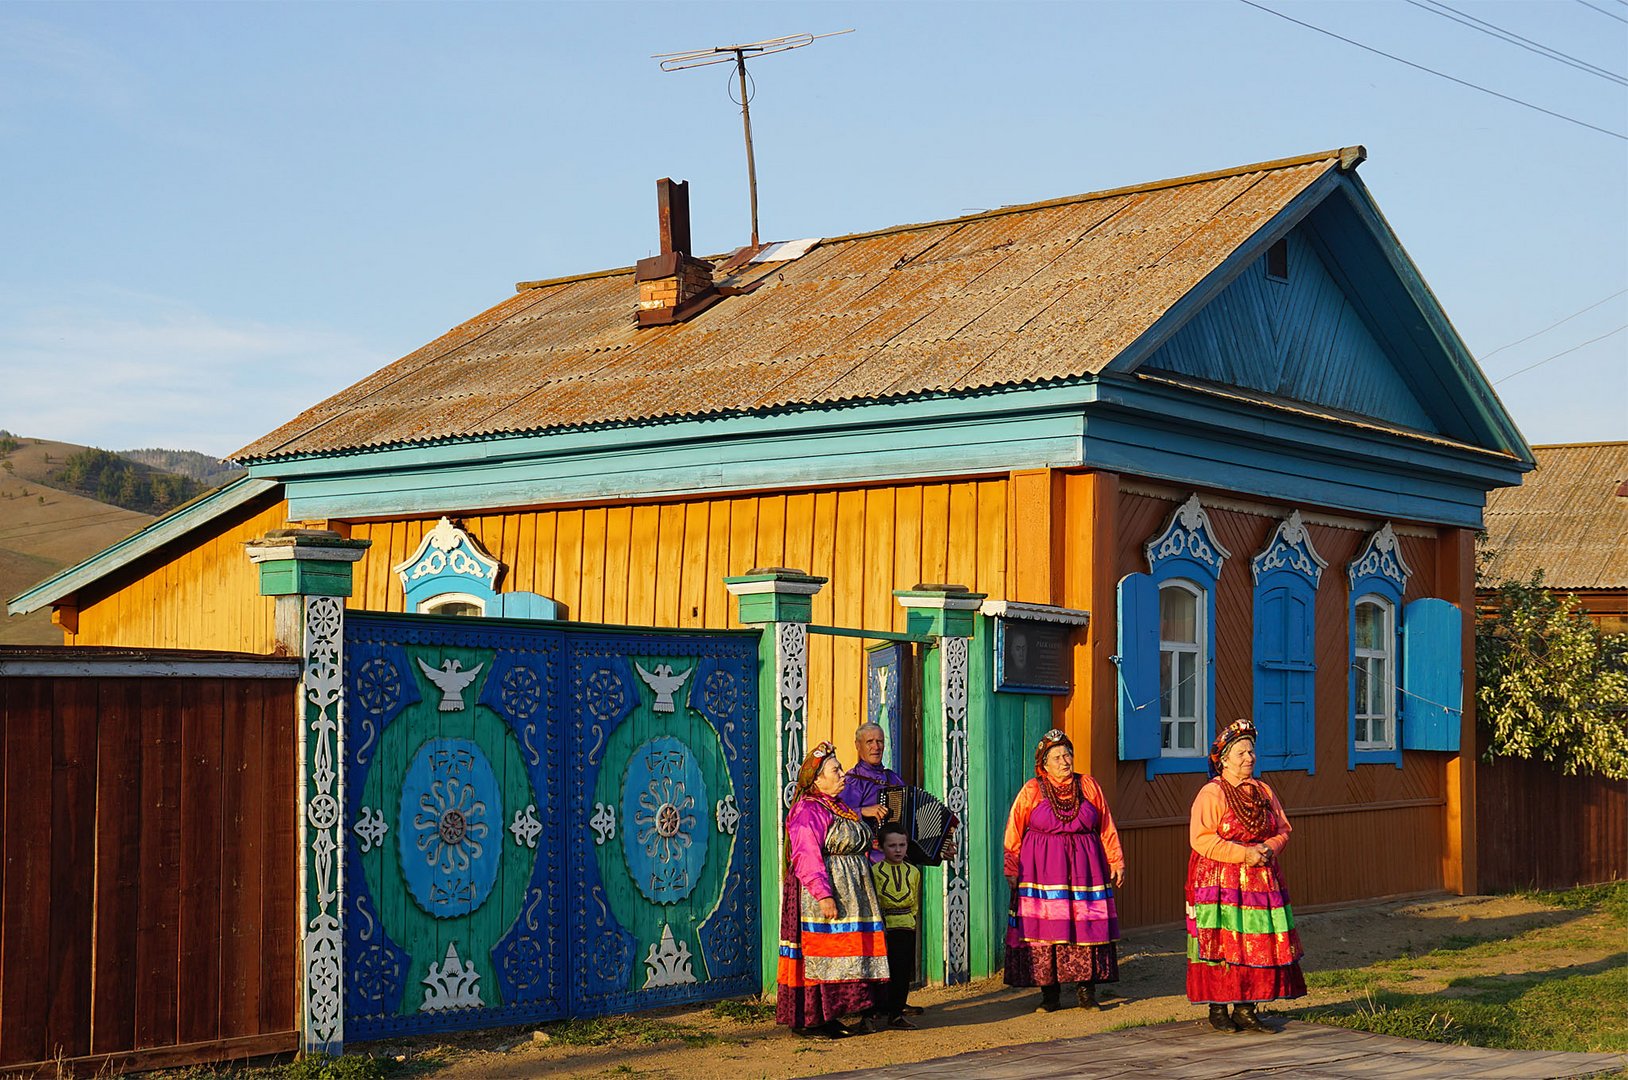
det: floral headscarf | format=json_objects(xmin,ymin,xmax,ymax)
[
  {"xmin": 794, "ymin": 741, "xmax": 839, "ymax": 802},
  {"xmin": 1035, "ymin": 728, "xmax": 1073, "ymax": 777},
  {"xmin": 1209, "ymin": 718, "xmax": 1258, "ymax": 778}
]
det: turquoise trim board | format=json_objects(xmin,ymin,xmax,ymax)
[
  {"xmin": 6, "ymin": 476, "xmax": 281, "ymax": 615},
  {"xmin": 258, "ymin": 376, "xmax": 1525, "ymax": 530}
]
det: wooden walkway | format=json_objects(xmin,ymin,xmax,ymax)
[{"xmin": 818, "ymin": 1020, "xmax": 1628, "ymax": 1079}]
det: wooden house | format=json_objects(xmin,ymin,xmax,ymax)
[
  {"xmin": 1479, "ymin": 441, "xmax": 1628, "ymax": 634},
  {"xmin": 10, "ymin": 146, "xmax": 1532, "ymax": 943}
]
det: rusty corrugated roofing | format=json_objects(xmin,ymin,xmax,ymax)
[
  {"xmin": 1479, "ymin": 442, "xmax": 1628, "ymax": 590},
  {"xmin": 236, "ymin": 149, "xmax": 1356, "ymax": 462}
]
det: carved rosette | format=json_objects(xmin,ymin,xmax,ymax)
[
  {"xmin": 302, "ymin": 595, "xmax": 346, "ymax": 1052},
  {"xmin": 939, "ymin": 634, "xmax": 971, "ymax": 985}
]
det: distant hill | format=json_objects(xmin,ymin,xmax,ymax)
[
  {"xmin": 119, "ymin": 447, "xmax": 246, "ymax": 489},
  {"xmin": 0, "ymin": 431, "xmax": 208, "ymax": 645}
]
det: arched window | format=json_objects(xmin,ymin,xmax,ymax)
[
  {"xmin": 393, "ymin": 517, "xmax": 560, "ymax": 620},
  {"xmin": 1352, "ymin": 594, "xmax": 1395, "ymax": 750},
  {"xmin": 1117, "ymin": 494, "xmax": 1229, "ymax": 777}
]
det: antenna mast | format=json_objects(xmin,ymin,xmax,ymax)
[{"xmin": 655, "ymin": 30, "xmax": 853, "ymax": 248}]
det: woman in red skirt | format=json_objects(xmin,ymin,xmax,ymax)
[{"xmin": 1186, "ymin": 719, "xmax": 1305, "ymax": 1033}]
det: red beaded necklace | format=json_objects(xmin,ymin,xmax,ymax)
[
  {"xmin": 1039, "ymin": 772, "xmax": 1083, "ymax": 822},
  {"xmin": 1216, "ymin": 776, "xmax": 1274, "ymax": 838}
]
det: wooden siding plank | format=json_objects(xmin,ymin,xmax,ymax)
[
  {"xmin": 625, "ymin": 506, "xmax": 657, "ymax": 627},
  {"xmin": 833, "ymin": 489, "xmax": 867, "ymax": 729},
  {"xmin": 601, "ymin": 506, "xmax": 632, "ymax": 626},
  {"xmin": 259, "ymin": 681, "xmax": 296, "ymax": 1034},
  {"xmin": 47, "ymin": 677, "xmax": 99, "ymax": 1058},
  {"xmin": 531, "ymin": 512, "xmax": 557, "ymax": 602},
  {"xmin": 135, "ymin": 678, "xmax": 182, "ymax": 1049},
  {"xmin": 757, "ymin": 494, "xmax": 786, "ymax": 574},
  {"xmin": 726, "ymin": 498, "xmax": 759, "ymax": 629},
  {"xmin": 90, "ymin": 679, "xmax": 144, "ymax": 1055},
  {"xmin": 703, "ymin": 498, "xmax": 733, "ymax": 629},
  {"xmin": 553, "ymin": 509, "xmax": 585, "ymax": 619},
  {"xmin": 218, "ymin": 680, "xmax": 266, "ymax": 1040},
  {"xmin": 893, "ymin": 486, "xmax": 923, "ymax": 599},
  {"xmin": 920, "ymin": 485, "xmax": 949, "ymax": 586},
  {"xmin": 862, "ymin": 488, "xmax": 898, "ymax": 633},
  {"xmin": 654, "ymin": 503, "xmax": 686, "ymax": 627},
  {"xmin": 975, "ymin": 479, "xmax": 1007, "ymax": 601},
  {"xmin": 947, "ymin": 482, "xmax": 979, "ymax": 593},
  {"xmin": 177, "ymin": 682, "xmax": 225, "ymax": 1045},
  {"xmin": 0, "ymin": 678, "xmax": 53, "ymax": 1064},
  {"xmin": 679, "ymin": 501, "xmax": 711, "ymax": 628},
  {"xmin": 578, "ymin": 506, "xmax": 609, "ymax": 623}
]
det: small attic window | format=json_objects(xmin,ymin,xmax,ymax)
[{"xmin": 1266, "ymin": 239, "xmax": 1289, "ymax": 282}]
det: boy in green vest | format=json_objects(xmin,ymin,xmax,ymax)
[{"xmin": 871, "ymin": 822, "xmax": 922, "ymax": 1029}]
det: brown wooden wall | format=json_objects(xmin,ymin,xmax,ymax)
[
  {"xmin": 1477, "ymin": 755, "xmax": 1628, "ymax": 891},
  {"xmin": 1097, "ymin": 488, "xmax": 1463, "ymax": 926},
  {"xmin": 0, "ymin": 674, "xmax": 297, "ymax": 1072}
]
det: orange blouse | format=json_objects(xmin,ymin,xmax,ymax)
[
  {"xmin": 1002, "ymin": 773, "xmax": 1124, "ymax": 879},
  {"xmin": 1188, "ymin": 778, "xmax": 1292, "ymax": 864}
]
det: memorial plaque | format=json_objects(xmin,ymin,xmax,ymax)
[{"xmin": 994, "ymin": 617, "xmax": 1075, "ymax": 695}]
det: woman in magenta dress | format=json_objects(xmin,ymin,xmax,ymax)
[
  {"xmin": 1186, "ymin": 718, "xmax": 1305, "ymax": 1033},
  {"xmin": 1002, "ymin": 729, "xmax": 1125, "ymax": 1011},
  {"xmin": 775, "ymin": 742, "xmax": 889, "ymax": 1038}
]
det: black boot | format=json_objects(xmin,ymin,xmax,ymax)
[
  {"xmin": 1233, "ymin": 1003, "xmax": 1273, "ymax": 1033},
  {"xmin": 1077, "ymin": 982, "xmax": 1100, "ymax": 1010},
  {"xmin": 1208, "ymin": 1003, "xmax": 1240, "ymax": 1032},
  {"xmin": 1036, "ymin": 984, "xmax": 1062, "ymax": 1012}
]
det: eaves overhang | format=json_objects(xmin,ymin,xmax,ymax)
[{"xmin": 6, "ymin": 476, "xmax": 282, "ymax": 616}]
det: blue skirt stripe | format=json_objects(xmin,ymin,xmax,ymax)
[
  {"xmin": 800, "ymin": 917, "xmax": 887, "ymax": 935},
  {"xmin": 1016, "ymin": 883, "xmax": 1114, "ymax": 902}
]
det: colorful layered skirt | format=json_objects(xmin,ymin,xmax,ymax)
[
  {"xmin": 1185, "ymin": 851, "xmax": 1306, "ymax": 1003},
  {"xmin": 1003, "ymin": 798, "xmax": 1120, "ymax": 986},
  {"xmin": 775, "ymin": 816, "xmax": 888, "ymax": 1028}
]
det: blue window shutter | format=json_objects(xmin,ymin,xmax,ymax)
[
  {"xmin": 494, "ymin": 592, "xmax": 561, "ymax": 620},
  {"xmin": 1116, "ymin": 573, "xmax": 1161, "ymax": 761},
  {"xmin": 1401, "ymin": 598, "xmax": 1462, "ymax": 751},
  {"xmin": 1253, "ymin": 584, "xmax": 1316, "ymax": 773}
]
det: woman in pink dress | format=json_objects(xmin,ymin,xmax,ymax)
[
  {"xmin": 1002, "ymin": 729, "xmax": 1125, "ymax": 1011},
  {"xmin": 1186, "ymin": 718, "xmax": 1306, "ymax": 1033}
]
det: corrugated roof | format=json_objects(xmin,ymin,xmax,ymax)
[
  {"xmin": 1479, "ymin": 442, "xmax": 1628, "ymax": 590},
  {"xmin": 236, "ymin": 149, "xmax": 1356, "ymax": 462}
]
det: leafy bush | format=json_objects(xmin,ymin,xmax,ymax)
[{"xmin": 1477, "ymin": 572, "xmax": 1628, "ymax": 779}]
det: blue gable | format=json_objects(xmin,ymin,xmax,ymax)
[{"xmin": 1141, "ymin": 229, "xmax": 1436, "ymax": 433}]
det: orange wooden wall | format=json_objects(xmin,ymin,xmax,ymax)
[{"xmin": 345, "ymin": 479, "xmax": 1013, "ymax": 752}]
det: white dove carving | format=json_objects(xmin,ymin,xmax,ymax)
[
  {"xmin": 417, "ymin": 658, "xmax": 484, "ymax": 712},
  {"xmin": 634, "ymin": 662, "xmax": 693, "ymax": 714}
]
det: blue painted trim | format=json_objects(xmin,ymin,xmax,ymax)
[
  {"xmin": 6, "ymin": 476, "xmax": 281, "ymax": 615},
  {"xmin": 1142, "ymin": 504, "xmax": 1225, "ymax": 779}
]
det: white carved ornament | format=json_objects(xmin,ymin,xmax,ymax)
[
  {"xmin": 635, "ymin": 662, "xmax": 693, "ymax": 713},
  {"xmin": 1146, "ymin": 494, "xmax": 1232, "ymax": 576},
  {"xmin": 715, "ymin": 793, "xmax": 740, "ymax": 835},
  {"xmin": 590, "ymin": 801, "xmax": 617, "ymax": 846},
  {"xmin": 420, "ymin": 942, "xmax": 484, "ymax": 1011},
  {"xmin": 1348, "ymin": 523, "xmax": 1412, "ymax": 592},
  {"xmin": 392, "ymin": 517, "xmax": 501, "ymax": 591},
  {"xmin": 353, "ymin": 807, "xmax": 388, "ymax": 853},
  {"xmin": 1251, "ymin": 510, "xmax": 1328, "ymax": 585},
  {"xmin": 642, "ymin": 923, "xmax": 699, "ymax": 988},
  {"xmin": 510, "ymin": 804, "xmax": 542, "ymax": 848},
  {"xmin": 302, "ymin": 595, "xmax": 345, "ymax": 1051},
  {"xmin": 940, "ymin": 634, "xmax": 971, "ymax": 985},
  {"xmin": 417, "ymin": 657, "xmax": 483, "ymax": 712},
  {"xmin": 776, "ymin": 621, "xmax": 809, "ymax": 813}
]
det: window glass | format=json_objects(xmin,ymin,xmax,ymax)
[
  {"xmin": 1354, "ymin": 595, "xmax": 1394, "ymax": 750},
  {"xmin": 1158, "ymin": 581, "xmax": 1205, "ymax": 757},
  {"xmin": 1161, "ymin": 586, "xmax": 1198, "ymax": 642}
]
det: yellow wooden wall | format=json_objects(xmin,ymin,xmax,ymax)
[
  {"xmin": 68, "ymin": 496, "xmax": 289, "ymax": 653},
  {"xmin": 346, "ymin": 479, "xmax": 1014, "ymax": 751}
]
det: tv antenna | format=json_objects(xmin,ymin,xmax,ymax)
[{"xmin": 655, "ymin": 30, "xmax": 853, "ymax": 248}]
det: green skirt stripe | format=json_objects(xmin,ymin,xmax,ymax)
[{"xmin": 1189, "ymin": 903, "xmax": 1296, "ymax": 935}]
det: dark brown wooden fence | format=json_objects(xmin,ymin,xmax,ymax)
[
  {"xmin": 1477, "ymin": 752, "xmax": 1628, "ymax": 892},
  {"xmin": 0, "ymin": 649, "xmax": 301, "ymax": 1074}
]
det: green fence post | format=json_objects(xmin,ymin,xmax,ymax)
[
  {"xmin": 894, "ymin": 584, "xmax": 985, "ymax": 985},
  {"xmin": 247, "ymin": 529, "xmax": 370, "ymax": 1056},
  {"xmin": 723, "ymin": 567, "xmax": 827, "ymax": 995}
]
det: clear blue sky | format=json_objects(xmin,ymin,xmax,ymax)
[{"xmin": 2, "ymin": 1, "xmax": 1623, "ymax": 459}]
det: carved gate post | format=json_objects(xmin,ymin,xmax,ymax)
[
  {"xmin": 248, "ymin": 529, "xmax": 370, "ymax": 1055},
  {"xmin": 896, "ymin": 585, "xmax": 985, "ymax": 986},
  {"xmin": 723, "ymin": 567, "xmax": 825, "ymax": 993}
]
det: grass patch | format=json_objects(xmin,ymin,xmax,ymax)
[
  {"xmin": 1514, "ymin": 881, "xmax": 1628, "ymax": 924},
  {"xmin": 710, "ymin": 999, "xmax": 776, "ymax": 1023},
  {"xmin": 1295, "ymin": 958, "xmax": 1628, "ymax": 1053},
  {"xmin": 538, "ymin": 1017, "xmax": 718, "ymax": 1049},
  {"xmin": 1306, "ymin": 968, "xmax": 1382, "ymax": 991}
]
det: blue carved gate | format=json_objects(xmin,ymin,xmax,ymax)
[{"xmin": 341, "ymin": 613, "xmax": 760, "ymax": 1039}]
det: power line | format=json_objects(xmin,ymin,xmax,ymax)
[
  {"xmin": 1236, "ymin": 0, "xmax": 1628, "ymax": 141},
  {"xmin": 1480, "ymin": 288, "xmax": 1628, "ymax": 361},
  {"xmin": 1491, "ymin": 323, "xmax": 1628, "ymax": 384},
  {"xmin": 1576, "ymin": 0, "xmax": 1628, "ymax": 24},
  {"xmin": 1407, "ymin": 0, "xmax": 1627, "ymax": 86}
]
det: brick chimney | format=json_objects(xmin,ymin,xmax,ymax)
[{"xmin": 635, "ymin": 178, "xmax": 720, "ymax": 326}]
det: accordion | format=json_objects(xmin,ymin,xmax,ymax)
[{"xmin": 880, "ymin": 785, "xmax": 953, "ymax": 866}]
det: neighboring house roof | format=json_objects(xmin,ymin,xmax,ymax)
[
  {"xmin": 1479, "ymin": 442, "xmax": 1628, "ymax": 591},
  {"xmin": 239, "ymin": 146, "xmax": 1475, "ymax": 463}
]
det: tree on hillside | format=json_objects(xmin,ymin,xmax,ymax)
[
  {"xmin": 52, "ymin": 448, "xmax": 203, "ymax": 515},
  {"xmin": 1476, "ymin": 571, "xmax": 1628, "ymax": 780}
]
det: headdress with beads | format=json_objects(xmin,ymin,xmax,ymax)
[
  {"xmin": 1208, "ymin": 718, "xmax": 1258, "ymax": 778},
  {"xmin": 1034, "ymin": 728, "xmax": 1074, "ymax": 776}
]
